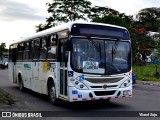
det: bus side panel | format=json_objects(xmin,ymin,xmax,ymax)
[
  {"xmin": 22, "ymin": 62, "xmax": 32, "ymax": 89},
  {"xmin": 31, "ymin": 62, "xmax": 42, "ymax": 93},
  {"xmin": 31, "ymin": 79, "xmax": 41, "ymax": 93},
  {"xmin": 33, "ymin": 62, "xmax": 39, "ymax": 78},
  {"xmin": 40, "ymin": 62, "xmax": 59, "ymax": 95},
  {"xmin": 39, "ymin": 62, "xmax": 50, "ymax": 95},
  {"xmin": 16, "ymin": 62, "xmax": 23, "ymax": 83},
  {"xmin": 8, "ymin": 62, "xmax": 14, "ymax": 83},
  {"xmin": 40, "ymin": 62, "xmax": 48, "ymax": 95},
  {"xmin": 41, "ymin": 80, "xmax": 47, "ymax": 95},
  {"xmin": 37, "ymin": 62, "xmax": 47, "ymax": 94}
]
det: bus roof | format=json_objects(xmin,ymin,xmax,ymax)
[{"xmin": 11, "ymin": 21, "xmax": 128, "ymax": 45}]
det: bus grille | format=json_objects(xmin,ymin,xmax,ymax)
[
  {"xmin": 94, "ymin": 91, "xmax": 116, "ymax": 96},
  {"xmin": 85, "ymin": 77, "xmax": 123, "ymax": 83},
  {"xmin": 90, "ymin": 85, "xmax": 118, "ymax": 88}
]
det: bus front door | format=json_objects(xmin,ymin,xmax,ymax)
[
  {"xmin": 59, "ymin": 39, "xmax": 68, "ymax": 96},
  {"xmin": 13, "ymin": 48, "xmax": 17, "ymax": 83}
]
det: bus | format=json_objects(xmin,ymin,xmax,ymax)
[{"xmin": 9, "ymin": 21, "xmax": 132, "ymax": 104}]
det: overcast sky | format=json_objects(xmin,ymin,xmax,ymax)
[{"xmin": 0, "ymin": 0, "xmax": 160, "ymax": 48}]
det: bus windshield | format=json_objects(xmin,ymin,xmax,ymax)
[{"xmin": 71, "ymin": 38, "xmax": 131, "ymax": 75}]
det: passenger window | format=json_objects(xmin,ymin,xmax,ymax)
[
  {"xmin": 40, "ymin": 37, "xmax": 47, "ymax": 60},
  {"xmin": 30, "ymin": 41, "xmax": 34, "ymax": 59},
  {"xmin": 9, "ymin": 44, "xmax": 17, "ymax": 62},
  {"xmin": 17, "ymin": 43, "xmax": 24, "ymax": 60},
  {"xmin": 47, "ymin": 35, "xmax": 57, "ymax": 60},
  {"xmin": 9, "ymin": 45, "xmax": 13, "ymax": 61},
  {"xmin": 33, "ymin": 39, "xmax": 40, "ymax": 60},
  {"xmin": 23, "ymin": 42, "xmax": 30, "ymax": 60}
]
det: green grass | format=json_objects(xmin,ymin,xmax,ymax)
[
  {"xmin": 133, "ymin": 64, "xmax": 160, "ymax": 82},
  {"xmin": 0, "ymin": 88, "xmax": 15, "ymax": 105}
]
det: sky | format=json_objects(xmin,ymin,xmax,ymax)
[{"xmin": 0, "ymin": 0, "xmax": 160, "ymax": 48}]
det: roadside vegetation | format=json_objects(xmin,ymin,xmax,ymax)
[
  {"xmin": 133, "ymin": 64, "xmax": 160, "ymax": 82},
  {"xmin": 0, "ymin": 43, "xmax": 8, "ymax": 58},
  {"xmin": 0, "ymin": 88, "xmax": 16, "ymax": 105}
]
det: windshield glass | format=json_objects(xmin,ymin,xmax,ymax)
[{"xmin": 71, "ymin": 38, "xmax": 131, "ymax": 75}]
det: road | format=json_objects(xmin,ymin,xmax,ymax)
[{"xmin": 0, "ymin": 69, "xmax": 160, "ymax": 120}]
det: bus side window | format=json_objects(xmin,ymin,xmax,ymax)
[
  {"xmin": 40, "ymin": 37, "xmax": 47, "ymax": 60},
  {"xmin": 59, "ymin": 39, "xmax": 68, "ymax": 63},
  {"xmin": 17, "ymin": 43, "xmax": 24, "ymax": 61},
  {"xmin": 23, "ymin": 42, "xmax": 30, "ymax": 61},
  {"xmin": 9, "ymin": 45, "xmax": 13, "ymax": 61},
  {"xmin": 30, "ymin": 40, "xmax": 34, "ymax": 59},
  {"xmin": 33, "ymin": 39, "xmax": 40, "ymax": 60},
  {"xmin": 47, "ymin": 34, "xmax": 57, "ymax": 60}
]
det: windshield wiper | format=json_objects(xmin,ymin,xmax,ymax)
[
  {"xmin": 112, "ymin": 39, "xmax": 119, "ymax": 54},
  {"xmin": 86, "ymin": 35, "xmax": 101, "ymax": 52},
  {"xmin": 87, "ymin": 36, "xmax": 102, "ymax": 60},
  {"xmin": 111, "ymin": 39, "xmax": 120, "ymax": 62}
]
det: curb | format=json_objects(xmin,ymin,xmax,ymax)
[{"xmin": 136, "ymin": 80, "xmax": 160, "ymax": 87}]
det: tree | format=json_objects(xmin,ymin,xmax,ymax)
[
  {"xmin": 0, "ymin": 43, "xmax": 6, "ymax": 49},
  {"xmin": 88, "ymin": 6, "xmax": 120, "ymax": 19},
  {"xmin": 89, "ymin": 6, "xmax": 133, "ymax": 23},
  {"xmin": 35, "ymin": 23, "xmax": 52, "ymax": 33},
  {"xmin": 88, "ymin": 6, "xmax": 127, "ymax": 20},
  {"xmin": 36, "ymin": 0, "xmax": 91, "ymax": 32},
  {"xmin": 131, "ymin": 7, "xmax": 160, "ymax": 63},
  {"xmin": 92, "ymin": 15, "xmax": 132, "ymax": 30},
  {"xmin": 0, "ymin": 43, "xmax": 8, "ymax": 58},
  {"xmin": 135, "ymin": 7, "xmax": 160, "ymax": 32}
]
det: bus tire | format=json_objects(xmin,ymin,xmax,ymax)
[
  {"xmin": 18, "ymin": 75, "xmax": 24, "ymax": 91},
  {"xmin": 106, "ymin": 98, "xmax": 111, "ymax": 102},
  {"xmin": 48, "ymin": 83, "xmax": 58, "ymax": 104}
]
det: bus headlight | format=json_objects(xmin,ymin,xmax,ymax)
[
  {"xmin": 74, "ymin": 80, "xmax": 88, "ymax": 90},
  {"xmin": 120, "ymin": 78, "xmax": 131, "ymax": 88},
  {"xmin": 70, "ymin": 76, "xmax": 88, "ymax": 90},
  {"xmin": 75, "ymin": 81, "xmax": 79, "ymax": 85}
]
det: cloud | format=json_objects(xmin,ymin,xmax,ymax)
[{"xmin": 0, "ymin": 0, "xmax": 47, "ymax": 21}]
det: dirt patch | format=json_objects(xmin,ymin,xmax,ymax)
[{"xmin": 0, "ymin": 88, "xmax": 16, "ymax": 105}]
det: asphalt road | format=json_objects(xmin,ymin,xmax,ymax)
[{"xmin": 0, "ymin": 69, "xmax": 160, "ymax": 120}]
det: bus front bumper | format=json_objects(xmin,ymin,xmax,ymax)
[{"xmin": 68, "ymin": 85, "xmax": 132, "ymax": 102}]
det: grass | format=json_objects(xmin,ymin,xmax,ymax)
[
  {"xmin": 0, "ymin": 88, "xmax": 16, "ymax": 105},
  {"xmin": 133, "ymin": 64, "xmax": 160, "ymax": 82}
]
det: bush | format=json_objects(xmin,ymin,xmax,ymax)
[{"xmin": 132, "ymin": 64, "xmax": 160, "ymax": 81}]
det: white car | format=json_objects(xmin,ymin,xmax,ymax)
[{"xmin": 0, "ymin": 61, "xmax": 8, "ymax": 69}]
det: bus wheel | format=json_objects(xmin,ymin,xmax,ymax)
[
  {"xmin": 19, "ymin": 76, "xmax": 24, "ymax": 91},
  {"xmin": 106, "ymin": 98, "xmax": 111, "ymax": 102},
  {"xmin": 48, "ymin": 83, "xmax": 58, "ymax": 104}
]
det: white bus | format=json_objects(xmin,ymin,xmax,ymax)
[{"xmin": 9, "ymin": 21, "xmax": 132, "ymax": 104}]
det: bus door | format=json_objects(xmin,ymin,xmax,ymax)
[
  {"xmin": 12, "ymin": 48, "xmax": 17, "ymax": 83},
  {"xmin": 33, "ymin": 62, "xmax": 39, "ymax": 79},
  {"xmin": 32, "ymin": 39, "xmax": 40, "ymax": 79},
  {"xmin": 59, "ymin": 39, "xmax": 68, "ymax": 96}
]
